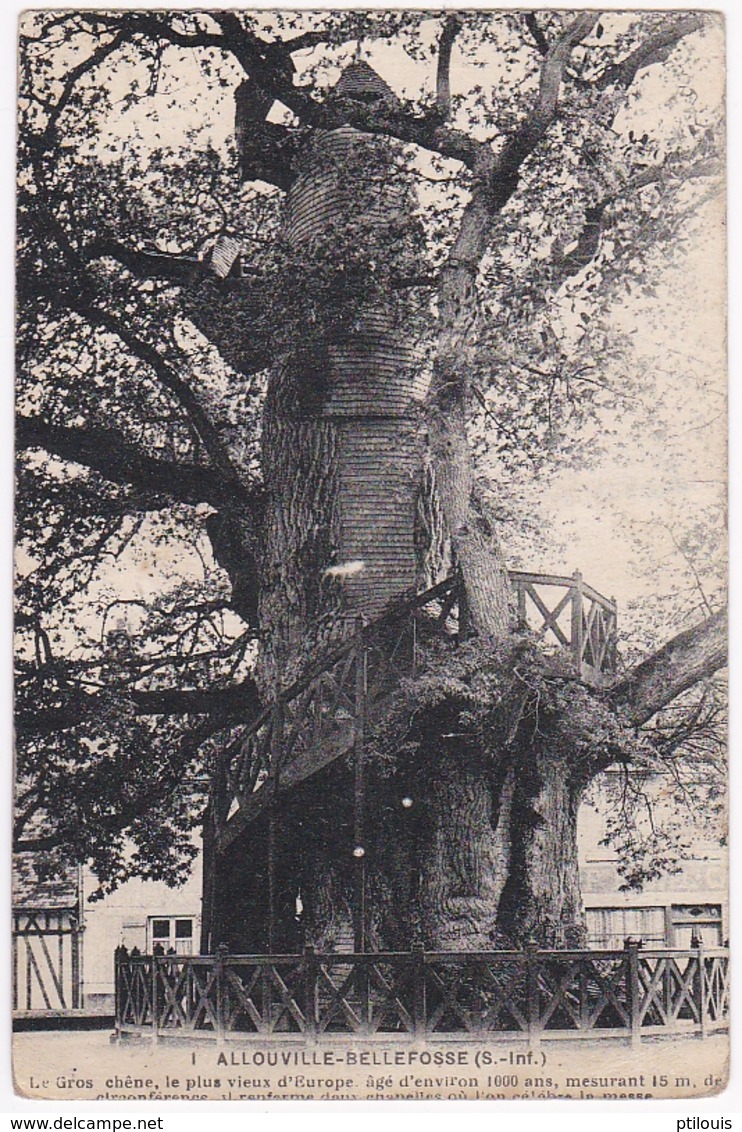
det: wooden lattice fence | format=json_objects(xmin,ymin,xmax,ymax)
[
  {"xmin": 116, "ymin": 942, "xmax": 727, "ymax": 1045},
  {"xmin": 13, "ymin": 908, "xmax": 82, "ymax": 1015}
]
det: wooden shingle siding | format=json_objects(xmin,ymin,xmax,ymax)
[
  {"xmin": 287, "ymin": 127, "xmax": 407, "ymax": 248},
  {"xmin": 325, "ymin": 342, "xmax": 428, "ymax": 416},
  {"xmin": 338, "ymin": 420, "xmax": 422, "ymax": 616},
  {"xmin": 284, "ymin": 112, "xmax": 431, "ymax": 619}
]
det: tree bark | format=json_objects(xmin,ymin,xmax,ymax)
[
  {"xmin": 205, "ymin": 44, "xmax": 724, "ymax": 955},
  {"xmin": 497, "ymin": 749, "xmax": 586, "ymax": 947},
  {"xmin": 418, "ymin": 754, "xmax": 515, "ymax": 948},
  {"xmin": 611, "ymin": 609, "xmax": 726, "ymax": 726}
]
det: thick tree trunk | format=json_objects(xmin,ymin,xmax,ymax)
[
  {"xmin": 497, "ymin": 749, "xmax": 586, "ymax": 947},
  {"xmin": 255, "ymin": 122, "xmax": 432, "ymax": 691},
  {"xmin": 411, "ymin": 721, "xmax": 586, "ymax": 949},
  {"xmin": 206, "ymin": 80, "xmax": 584, "ymax": 953},
  {"xmin": 207, "ymin": 60, "xmax": 695, "ymax": 957},
  {"xmin": 241, "ymin": 728, "xmax": 588, "ymax": 952},
  {"xmin": 418, "ymin": 756, "xmax": 515, "ymax": 949}
]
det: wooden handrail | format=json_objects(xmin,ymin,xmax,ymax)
[
  {"xmin": 212, "ymin": 568, "xmax": 619, "ymax": 844},
  {"xmin": 114, "ymin": 945, "xmax": 729, "ymax": 1044},
  {"xmin": 232, "ymin": 569, "xmax": 615, "ymax": 737}
]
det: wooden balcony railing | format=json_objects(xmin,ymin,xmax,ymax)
[
  {"xmin": 510, "ymin": 570, "xmax": 617, "ymax": 687},
  {"xmin": 212, "ymin": 570, "xmax": 617, "ymax": 851},
  {"xmin": 115, "ymin": 941, "xmax": 727, "ymax": 1045}
]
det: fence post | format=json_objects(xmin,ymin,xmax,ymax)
[
  {"xmin": 151, "ymin": 954, "xmax": 159, "ymax": 1042},
  {"xmin": 691, "ymin": 930, "xmax": 707, "ymax": 1038},
  {"xmin": 215, "ymin": 943, "xmax": 228, "ymax": 1043},
  {"xmin": 71, "ymin": 917, "xmax": 81, "ymax": 1011},
  {"xmin": 526, "ymin": 939, "xmax": 540, "ymax": 1049},
  {"xmin": 516, "ymin": 578, "xmax": 527, "ymax": 630},
  {"xmin": 624, "ymin": 938, "xmax": 641, "ymax": 1047},
  {"xmin": 114, "ymin": 945, "xmax": 127, "ymax": 1035},
  {"xmin": 571, "ymin": 570, "xmax": 584, "ymax": 678},
  {"xmin": 609, "ymin": 596, "xmax": 618, "ymax": 678},
  {"xmin": 268, "ymin": 701, "xmax": 284, "ymax": 955},
  {"xmin": 353, "ymin": 637, "xmax": 368, "ymax": 954},
  {"xmin": 412, "ymin": 941, "xmax": 426, "ymax": 1038},
  {"xmin": 303, "ymin": 945, "xmax": 318, "ymax": 1042}
]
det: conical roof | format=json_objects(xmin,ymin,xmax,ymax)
[{"xmin": 334, "ymin": 60, "xmax": 397, "ymax": 103}]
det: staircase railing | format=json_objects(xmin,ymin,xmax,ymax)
[{"xmin": 212, "ymin": 570, "xmax": 617, "ymax": 849}]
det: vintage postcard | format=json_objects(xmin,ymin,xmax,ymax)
[{"xmin": 13, "ymin": 8, "xmax": 727, "ymax": 1101}]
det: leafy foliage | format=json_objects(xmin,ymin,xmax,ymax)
[{"xmin": 15, "ymin": 10, "xmax": 725, "ymax": 895}]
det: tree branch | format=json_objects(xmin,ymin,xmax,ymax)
[
  {"xmin": 524, "ymin": 13, "xmax": 549, "ymax": 57},
  {"xmin": 423, "ymin": 14, "xmax": 598, "ymax": 640},
  {"xmin": 17, "ymin": 415, "xmax": 250, "ymax": 511},
  {"xmin": 534, "ymin": 13, "xmax": 598, "ymax": 127},
  {"xmin": 64, "ymin": 292, "xmax": 242, "ymax": 486},
  {"xmin": 22, "ymin": 185, "xmax": 247, "ymax": 488},
  {"xmin": 436, "ymin": 14, "xmax": 464, "ymax": 120},
  {"xmin": 611, "ymin": 610, "xmax": 727, "ymax": 727},
  {"xmin": 233, "ymin": 90, "xmax": 298, "ymax": 190},
  {"xmin": 25, "ymin": 27, "xmax": 129, "ymax": 145},
  {"xmin": 14, "ymin": 718, "xmax": 217, "ymax": 854},
  {"xmin": 134, "ymin": 682, "xmax": 260, "ymax": 719},
  {"xmin": 548, "ymin": 154, "xmax": 722, "ymax": 290},
  {"xmin": 68, "ymin": 10, "xmax": 486, "ymax": 170},
  {"xmin": 15, "ymin": 679, "xmax": 261, "ymax": 738},
  {"xmin": 87, "ymin": 238, "xmax": 208, "ymax": 282},
  {"xmin": 595, "ymin": 14, "xmax": 707, "ymax": 90}
]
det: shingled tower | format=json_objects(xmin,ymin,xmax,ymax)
[
  {"xmin": 204, "ymin": 62, "xmax": 444, "ymax": 954},
  {"xmin": 257, "ymin": 61, "xmax": 435, "ymax": 692}
]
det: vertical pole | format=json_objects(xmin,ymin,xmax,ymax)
[
  {"xmin": 58, "ymin": 921, "xmax": 65, "ymax": 1010},
  {"xmin": 25, "ymin": 935, "xmax": 32, "ymax": 1010},
  {"xmin": 12, "ymin": 917, "xmax": 17, "ymax": 1012},
  {"xmin": 151, "ymin": 954, "xmax": 159, "ymax": 1042},
  {"xmin": 609, "ymin": 596, "xmax": 618, "ymax": 679},
  {"xmin": 302, "ymin": 944, "xmax": 318, "ymax": 1042},
  {"xmin": 517, "ymin": 579, "xmax": 527, "ymax": 629},
  {"xmin": 571, "ymin": 570, "xmax": 584, "ymax": 679},
  {"xmin": 200, "ymin": 804, "xmax": 216, "ymax": 955},
  {"xmin": 76, "ymin": 865, "xmax": 84, "ymax": 1010},
  {"xmin": 692, "ymin": 931, "xmax": 706, "ymax": 1038},
  {"xmin": 353, "ymin": 638, "xmax": 367, "ymax": 954},
  {"xmin": 412, "ymin": 940, "xmax": 426, "ymax": 1038},
  {"xmin": 625, "ymin": 938, "xmax": 641, "ymax": 1047},
  {"xmin": 268, "ymin": 815, "xmax": 277, "ymax": 955},
  {"xmin": 71, "ymin": 921, "xmax": 81, "ymax": 1010},
  {"xmin": 268, "ymin": 701, "xmax": 284, "ymax": 954},
  {"xmin": 113, "ymin": 945, "xmax": 121, "ymax": 1033},
  {"xmin": 526, "ymin": 939, "xmax": 540, "ymax": 1049},
  {"xmin": 215, "ymin": 943, "xmax": 227, "ymax": 1043},
  {"xmin": 203, "ymin": 747, "xmax": 229, "ymax": 954}
]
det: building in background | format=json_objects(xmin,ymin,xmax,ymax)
[
  {"xmin": 579, "ymin": 783, "xmax": 727, "ymax": 950},
  {"xmin": 12, "ymin": 794, "xmax": 726, "ymax": 1023},
  {"xmin": 12, "ymin": 853, "xmax": 202, "ymax": 1020}
]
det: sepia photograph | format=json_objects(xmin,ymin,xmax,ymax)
[{"xmin": 12, "ymin": 7, "xmax": 728, "ymax": 1101}]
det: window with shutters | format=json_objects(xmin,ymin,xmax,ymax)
[{"xmin": 586, "ymin": 906, "xmax": 666, "ymax": 949}]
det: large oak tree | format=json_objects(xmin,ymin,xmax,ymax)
[{"xmin": 16, "ymin": 9, "xmax": 726, "ymax": 948}]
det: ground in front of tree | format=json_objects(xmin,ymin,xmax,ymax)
[{"xmin": 12, "ymin": 1029, "xmax": 728, "ymax": 1102}]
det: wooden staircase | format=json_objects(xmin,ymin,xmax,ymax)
[{"xmin": 211, "ymin": 571, "xmax": 617, "ymax": 853}]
